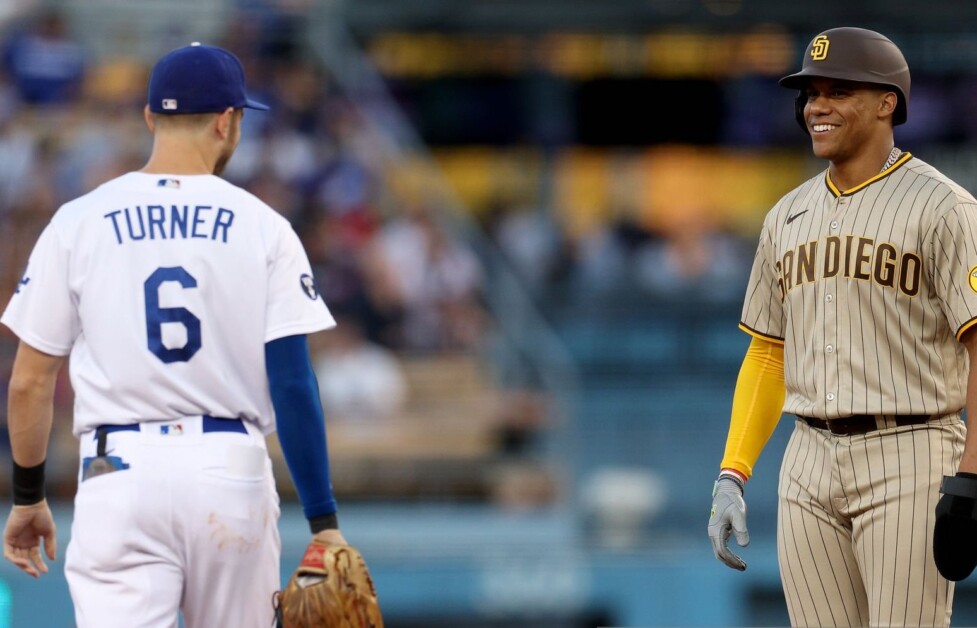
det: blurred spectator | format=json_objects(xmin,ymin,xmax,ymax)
[
  {"xmin": 635, "ymin": 206, "xmax": 750, "ymax": 301},
  {"xmin": 311, "ymin": 315, "xmax": 408, "ymax": 424},
  {"xmin": 561, "ymin": 208, "xmax": 750, "ymax": 302},
  {"xmin": 304, "ymin": 212, "xmax": 405, "ymax": 348},
  {"xmin": 1, "ymin": 121, "xmax": 57, "ymax": 289},
  {"xmin": 2, "ymin": 9, "xmax": 86, "ymax": 106},
  {"xmin": 570, "ymin": 215, "xmax": 661, "ymax": 295},
  {"xmin": 0, "ymin": 109, "xmax": 37, "ymax": 209},
  {"xmin": 0, "ymin": 63, "xmax": 18, "ymax": 124},
  {"xmin": 492, "ymin": 389, "xmax": 550, "ymax": 457},
  {"xmin": 488, "ymin": 201, "xmax": 565, "ymax": 296},
  {"xmin": 372, "ymin": 203, "xmax": 487, "ymax": 351}
]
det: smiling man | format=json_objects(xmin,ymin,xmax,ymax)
[{"xmin": 707, "ymin": 27, "xmax": 977, "ymax": 627}]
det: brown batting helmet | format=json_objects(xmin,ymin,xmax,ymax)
[{"xmin": 779, "ymin": 27, "xmax": 910, "ymax": 131}]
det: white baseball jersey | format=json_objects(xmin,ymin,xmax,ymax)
[
  {"xmin": 1, "ymin": 171, "xmax": 335, "ymax": 436},
  {"xmin": 741, "ymin": 154, "xmax": 977, "ymax": 418}
]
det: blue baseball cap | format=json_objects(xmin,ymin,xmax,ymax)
[{"xmin": 147, "ymin": 43, "xmax": 269, "ymax": 114}]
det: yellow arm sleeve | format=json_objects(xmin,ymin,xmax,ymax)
[{"xmin": 719, "ymin": 335, "xmax": 786, "ymax": 479}]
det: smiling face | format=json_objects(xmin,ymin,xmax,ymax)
[{"xmin": 802, "ymin": 77, "xmax": 898, "ymax": 165}]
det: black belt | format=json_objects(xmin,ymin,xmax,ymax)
[
  {"xmin": 93, "ymin": 415, "xmax": 247, "ymax": 438},
  {"xmin": 797, "ymin": 414, "xmax": 931, "ymax": 436}
]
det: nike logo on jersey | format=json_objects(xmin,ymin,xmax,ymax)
[
  {"xmin": 786, "ymin": 210, "xmax": 809, "ymax": 224},
  {"xmin": 14, "ymin": 276, "xmax": 29, "ymax": 293}
]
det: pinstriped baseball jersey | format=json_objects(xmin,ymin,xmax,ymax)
[{"xmin": 740, "ymin": 152, "xmax": 977, "ymax": 419}]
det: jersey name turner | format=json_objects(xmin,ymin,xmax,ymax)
[{"xmin": 104, "ymin": 204, "xmax": 235, "ymax": 244}]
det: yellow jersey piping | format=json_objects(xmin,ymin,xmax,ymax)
[
  {"xmin": 825, "ymin": 152, "xmax": 913, "ymax": 198},
  {"xmin": 738, "ymin": 323, "xmax": 785, "ymax": 345},
  {"xmin": 957, "ymin": 317, "xmax": 977, "ymax": 342}
]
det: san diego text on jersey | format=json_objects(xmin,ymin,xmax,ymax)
[{"xmin": 776, "ymin": 233, "xmax": 922, "ymax": 299}]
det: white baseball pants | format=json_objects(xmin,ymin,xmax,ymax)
[{"xmin": 64, "ymin": 416, "xmax": 281, "ymax": 628}]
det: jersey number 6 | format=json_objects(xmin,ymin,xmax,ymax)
[{"xmin": 144, "ymin": 266, "xmax": 202, "ymax": 363}]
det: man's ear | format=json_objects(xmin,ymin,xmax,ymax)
[
  {"xmin": 144, "ymin": 105, "xmax": 155, "ymax": 133},
  {"xmin": 215, "ymin": 107, "xmax": 235, "ymax": 139},
  {"xmin": 879, "ymin": 91, "xmax": 898, "ymax": 120}
]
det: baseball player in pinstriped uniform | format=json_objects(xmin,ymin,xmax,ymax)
[
  {"xmin": 707, "ymin": 27, "xmax": 977, "ymax": 626},
  {"xmin": 1, "ymin": 44, "xmax": 348, "ymax": 627}
]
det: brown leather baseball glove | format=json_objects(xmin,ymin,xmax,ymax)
[{"xmin": 275, "ymin": 539, "xmax": 383, "ymax": 628}]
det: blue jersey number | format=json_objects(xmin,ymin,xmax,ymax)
[{"xmin": 144, "ymin": 266, "xmax": 201, "ymax": 363}]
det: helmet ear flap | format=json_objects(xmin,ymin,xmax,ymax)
[{"xmin": 794, "ymin": 92, "xmax": 809, "ymax": 135}]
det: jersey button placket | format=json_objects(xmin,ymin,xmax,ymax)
[{"xmin": 822, "ymin": 208, "xmax": 841, "ymax": 417}]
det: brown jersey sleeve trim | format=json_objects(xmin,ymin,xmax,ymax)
[
  {"xmin": 956, "ymin": 316, "xmax": 977, "ymax": 342},
  {"xmin": 825, "ymin": 152, "xmax": 914, "ymax": 198},
  {"xmin": 738, "ymin": 322, "xmax": 785, "ymax": 345}
]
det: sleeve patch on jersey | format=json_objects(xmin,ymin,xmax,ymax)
[
  {"xmin": 969, "ymin": 265, "xmax": 977, "ymax": 294},
  {"xmin": 300, "ymin": 273, "xmax": 319, "ymax": 300}
]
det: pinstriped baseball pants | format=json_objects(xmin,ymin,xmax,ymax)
[{"xmin": 777, "ymin": 415, "xmax": 965, "ymax": 627}]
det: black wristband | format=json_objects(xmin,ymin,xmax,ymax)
[
  {"xmin": 308, "ymin": 512, "xmax": 339, "ymax": 534},
  {"xmin": 12, "ymin": 460, "xmax": 45, "ymax": 506}
]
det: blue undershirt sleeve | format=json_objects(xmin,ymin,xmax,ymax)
[{"xmin": 265, "ymin": 334, "xmax": 337, "ymax": 527}]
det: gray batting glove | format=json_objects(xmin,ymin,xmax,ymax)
[{"xmin": 708, "ymin": 475, "xmax": 749, "ymax": 571}]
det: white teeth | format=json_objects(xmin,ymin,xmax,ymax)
[{"xmin": 812, "ymin": 124, "xmax": 837, "ymax": 133}]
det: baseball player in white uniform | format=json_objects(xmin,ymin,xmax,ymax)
[
  {"xmin": 707, "ymin": 28, "xmax": 977, "ymax": 626},
  {"xmin": 2, "ymin": 43, "xmax": 348, "ymax": 627}
]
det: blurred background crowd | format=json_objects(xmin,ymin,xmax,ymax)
[{"xmin": 3, "ymin": 0, "xmax": 977, "ymax": 626}]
